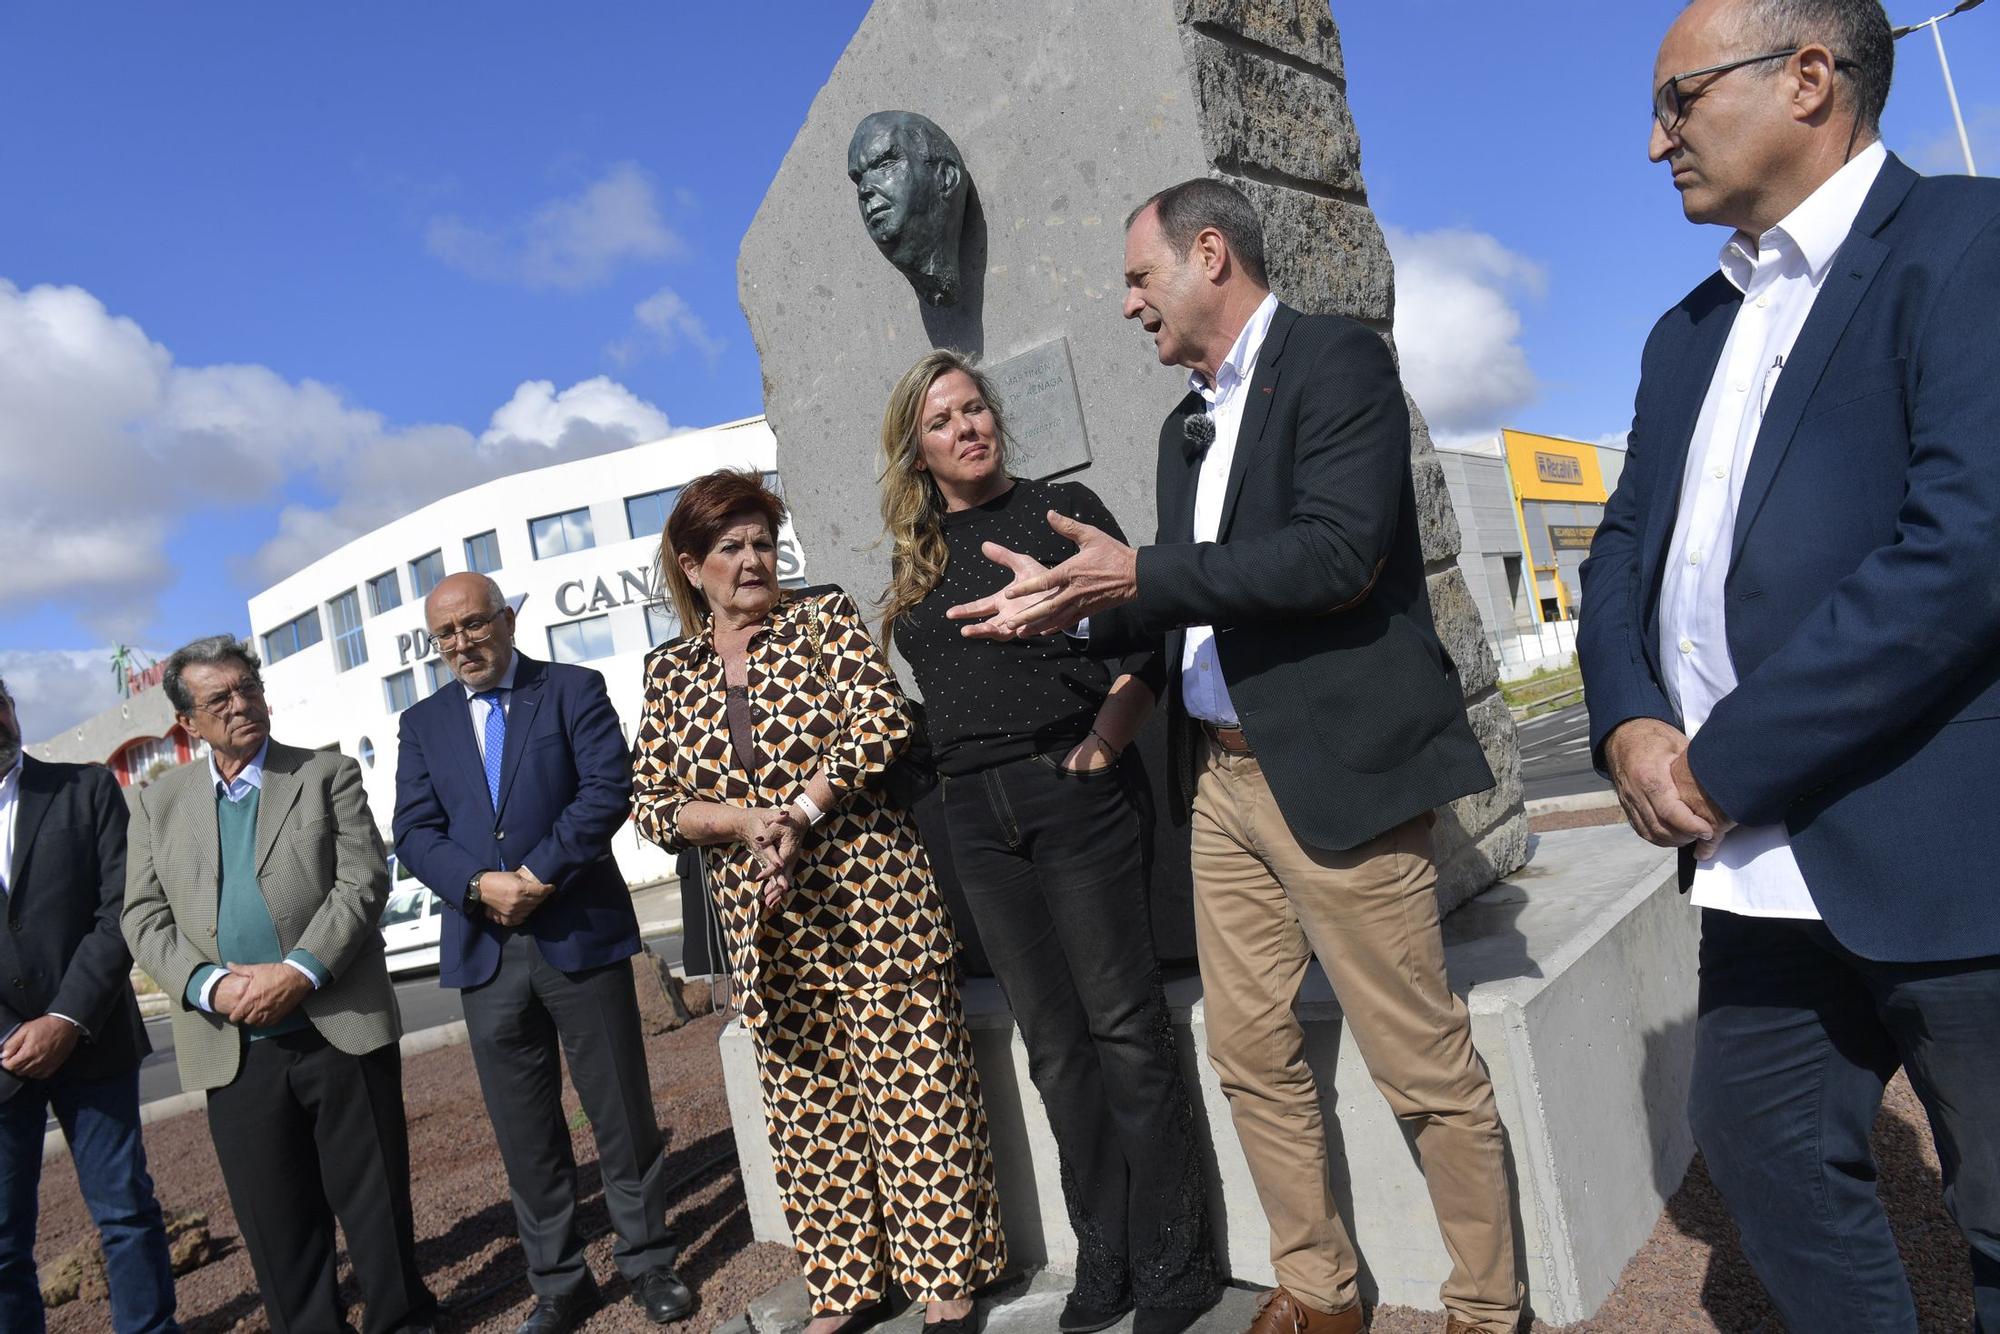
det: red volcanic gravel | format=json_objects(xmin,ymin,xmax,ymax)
[
  {"xmin": 35, "ymin": 1003, "xmax": 793, "ymax": 1333},
  {"xmin": 31, "ymin": 1001, "xmax": 1973, "ymax": 1331},
  {"xmin": 1360, "ymin": 1071, "xmax": 1972, "ymax": 1333}
]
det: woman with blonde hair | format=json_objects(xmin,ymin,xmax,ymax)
[
  {"xmin": 632, "ymin": 468, "xmax": 1005, "ymax": 1333},
  {"xmin": 878, "ymin": 351, "xmax": 1219, "ymax": 1334}
]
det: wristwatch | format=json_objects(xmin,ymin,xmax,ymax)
[{"xmin": 465, "ymin": 872, "xmax": 485, "ymax": 917}]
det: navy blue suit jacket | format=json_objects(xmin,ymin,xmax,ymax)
[
  {"xmin": 1579, "ymin": 155, "xmax": 2000, "ymax": 963},
  {"xmin": 391, "ymin": 652, "xmax": 641, "ymax": 989}
]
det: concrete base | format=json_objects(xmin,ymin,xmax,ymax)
[
  {"xmin": 719, "ymin": 825, "xmax": 1697, "ymax": 1324},
  {"xmin": 735, "ymin": 1268, "xmax": 1270, "ymax": 1333}
]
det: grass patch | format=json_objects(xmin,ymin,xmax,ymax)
[{"xmin": 1501, "ymin": 654, "xmax": 1582, "ymax": 717}]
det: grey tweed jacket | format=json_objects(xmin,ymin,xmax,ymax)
[{"xmin": 122, "ymin": 739, "xmax": 401, "ymax": 1091}]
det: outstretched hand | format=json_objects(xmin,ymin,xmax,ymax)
[{"xmin": 945, "ymin": 511, "xmax": 1138, "ymax": 640}]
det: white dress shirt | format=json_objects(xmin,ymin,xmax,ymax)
[
  {"xmin": 1181, "ymin": 292, "xmax": 1281, "ymax": 726},
  {"xmin": 0, "ymin": 758, "xmax": 19, "ymax": 899},
  {"xmin": 465, "ymin": 654, "xmax": 520, "ymax": 763},
  {"xmin": 1660, "ymin": 140, "xmax": 1887, "ymax": 919}
]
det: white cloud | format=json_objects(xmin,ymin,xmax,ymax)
[
  {"xmin": 608, "ymin": 285, "xmax": 726, "ymax": 367},
  {"xmin": 426, "ymin": 162, "xmax": 684, "ymax": 291},
  {"xmin": 0, "ymin": 278, "xmax": 678, "ymax": 632},
  {"xmin": 1907, "ymin": 105, "xmax": 2000, "ymax": 177},
  {"xmin": 1387, "ymin": 227, "xmax": 1545, "ymax": 446},
  {"xmin": 0, "ymin": 648, "xmax": 153, "ymax": 740}
]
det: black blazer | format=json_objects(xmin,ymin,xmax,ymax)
[
  {"xmin": 2, "ymin": 757, "xmax": 149, "ymax": 1084},
  {"xmin": 1091, "ymin": 303, "xmax": 1493, "ymax": 851}
]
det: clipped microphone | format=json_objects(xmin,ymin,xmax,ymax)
[{"xmin": 1182, "ymin": 413, "xmax": 1216, "ymax": 464}]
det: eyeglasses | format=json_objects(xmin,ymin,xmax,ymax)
[
  {"xmin": 1653, "ymin": 48, "xmax": 1818, "ymax": 135},
  {"xmin": 193, "ymin": 679, "xmax": 265, "ymax": 717},
  {"xmin": 430, "ymin": 613, "xmax": 504, "ymax": 651}
]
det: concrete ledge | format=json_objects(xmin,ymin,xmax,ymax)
[
  {"xmin": 1524, "ymin": 790, "xmax": 1621, "ymax": 818},
  {"xmin": 720, "ymin": 826, "xmax": 1696, "ymax": 1324}
]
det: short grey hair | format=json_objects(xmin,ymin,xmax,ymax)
[
  {"xmin": 0, "ymin": 676, "xmax": 11, "ymax": 706},
  {"xmin": 1733, "ymin": 0, "xmax": 1894, "ymax": 133},
  {"xmin": 163, "ymin": 635, "xmax": 261, "ymax": 715},
  {"xmin": 1126, "ymin": 178, "xmax": 1270, "ymax": 287},
  {"xmin": 470, "ymin": 574, "xmax": 507, "ymax": 614}
]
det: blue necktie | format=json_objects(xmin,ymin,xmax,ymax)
[{"xmin": 477, "ymin": 690, "xmax": 506, "ymax": 810}]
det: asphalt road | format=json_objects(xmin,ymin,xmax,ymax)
[
  {"xmin": 1517, "ymin": 701, "xmax": 1613, "ymax": 803},
  {"xmin": 118, "ymin": 929, "xmax": 686, "ymax": 1115}
]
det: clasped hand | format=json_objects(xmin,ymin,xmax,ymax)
[
  {"xmin": 0, "ymin": 1014, "xmax": 81, "ymax": 1080},
  {"xmin": 739, "ymin": 807, "xmax": 807, "ymax": 912},
  {"xmin": 946, "ymin": 511, "xmax": 1138, "ymax": 640},
  {"xmin": 1604, "ymin": 718, "xmax": 1736, "ymax": 859},
  {"xmin": 477, "ymin": 867, "xmax": 552, "ymax": 927},
  {"xmin": 212, "ymin": 961, "xmax": 313, "ymax": 1028}
]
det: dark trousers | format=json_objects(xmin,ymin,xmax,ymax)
[
  {"xmin": 1690, "ymin": 909, "xmax": 2000, "ymax": 1333},
  {"xmin": 942, "ymin": 753, "xmax": 1217, "ymax": 1310},
  {"xmin": 0, "ymin": 1069, "xmax": 178, "ymax": 1334},
  {"xmin": 461, "ymin": 932, "xmax": 674, "ymax": 1299},
  {"xmin": 206, "ymin": 1031, "xmax": 433, "ymax": 1334}
]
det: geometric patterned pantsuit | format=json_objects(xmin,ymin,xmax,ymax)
[{"xmin": 755, "ymin": 971, "xmax": 1008, "ymax": 1314}]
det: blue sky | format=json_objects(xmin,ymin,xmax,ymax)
[{"xmin": 3, "ymin": 2, "xmax": 1994, "ymax": 734}]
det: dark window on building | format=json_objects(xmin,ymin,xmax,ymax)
[
  {"xmin": 328, "ymin": 589, "xmax": 368, "ymax": 672},
  {"xmin": 366, "ymin": 569, "xmax": 402, "ymax": 616},
  {"xmin": 424, "ymin": 658, "xmax": 454, "ymax": 696},
  {"xmin": 530, "ymin": 508, "xmax": 596, "ymax": 560},
  {"xmin": 547, "ymin": 615, "xmax": 615, "ymax": 664},
  {"xmin": 624, "ymin": 488, "xmax": 682, "ymax": 543},
  {"xmin": 262, "ymin": 609, "xmax": 324, "ymax": 665},
  {"xmin": 410, "ymin": 549, "xmax": 446, "ymax": 598},
  {"xmin": 645, "ymin": 602, "xmax": 682, "ymax": 646},
  {"xmin": 383, "ymin": 669, "xmax": 418, "ymax": 713},
  {"xmin": 464, "ymin": 530, "xmax": 502, "ymax": 575}
]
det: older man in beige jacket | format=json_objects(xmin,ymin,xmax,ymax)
[{"xmin": 124, "ymin": 634, "xmax": 436, "ymax": 1334}]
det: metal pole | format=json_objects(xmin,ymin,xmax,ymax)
[{"xmin": 1928, "ymin": 18, "xmax": 1980, "ymax": 174}]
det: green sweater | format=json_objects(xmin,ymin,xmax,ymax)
[{"xmin": 184, "ymin": 787, "xmax": 327, "ymax": 1039}]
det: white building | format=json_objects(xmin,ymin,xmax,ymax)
[{"xmin": 247, "ymin": 416, "xmax": 808, "ymax": 887}]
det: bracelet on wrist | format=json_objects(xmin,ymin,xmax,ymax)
[
  {"xmin": 791, "ymin": 792, "xmax": 828, "ymax": 827},
  {"xmin": 1089, "ymin": 728, "xmax": 1117, "ymax": 751}
]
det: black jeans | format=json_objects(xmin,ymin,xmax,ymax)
[
  {"xmin": 1689, "ymin": 909, "xmax": 2000, "ymax": 1333},
  {"xmin": 942, "ymin": 752, "xmax": 1217, "ymax": 1310}
]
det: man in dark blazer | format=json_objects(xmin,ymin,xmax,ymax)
[
  {"xmin": 1580, "ymin": 1, "xmax": 2000, "ymax": 1328},
  {"xmin": 0, "ymin": 677, "xmax": 177, "ymax": 1334},
  {"xmin": 394, "ymin": 572, "xmax": 691, "ymax": 1334},
  {"xmin": 952, "ymin": 179, "xmax": 1519, "ymax": 1334},
  {"xmin": 124, "ymin": 637, "xmax": 435, "ymax": 1334}
]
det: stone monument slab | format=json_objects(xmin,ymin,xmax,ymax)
[{"xmin": 739, "ymin": 0, "xmax": 1526, "ymax": 913}]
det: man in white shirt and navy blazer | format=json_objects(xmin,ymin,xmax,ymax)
[{"xmin": 1580, "ymin": 1, "xmax": 2000, "ymax": 1328}]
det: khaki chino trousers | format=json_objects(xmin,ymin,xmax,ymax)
[{"xmin": 1190, "ymin": 740, "xmax": 1521, "ymax": 1333}]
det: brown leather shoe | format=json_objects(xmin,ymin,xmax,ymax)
[{"xmin": 1244, "ymin": 1287, "xmax": 1363, "ymax": 1334}]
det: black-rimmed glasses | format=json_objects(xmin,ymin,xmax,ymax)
[{"xmin": 1654, "ymin": 48, "xmax": 1801, "ymax": 134}]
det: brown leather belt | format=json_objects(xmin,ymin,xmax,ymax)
[{"xmin": 1201, "ymin": 721, "xmax": 1253, "ymax": 754}]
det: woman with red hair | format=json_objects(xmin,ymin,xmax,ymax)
[{"xmin": 632, "ymin": 468, "xmax": 1005, "ymax": 1334}]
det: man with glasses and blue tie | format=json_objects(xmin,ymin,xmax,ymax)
[
  {"xmin": 394, "ymin": 572, "xmax": 691, "ymax": 1334},
  {"xmin": 1580, "ymin": 1, "xmax": 2000, "ymax": 1328}
]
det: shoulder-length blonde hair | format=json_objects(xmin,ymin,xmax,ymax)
[
  {"xmin": 655, "ymin": 468, "xmax": 789, "ymax": 633},
  {"xmin": 877, "ymin": 349, "xmax": 1011, "ymax": 646}
]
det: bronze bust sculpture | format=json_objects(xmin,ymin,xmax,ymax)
[{"xmin": 847, "ymin": 111, "xmax": 969, "ymax": 307}]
